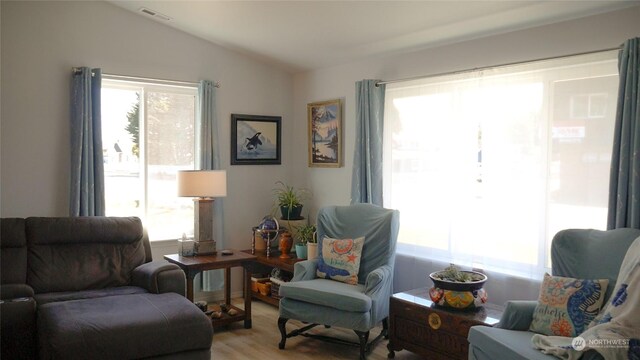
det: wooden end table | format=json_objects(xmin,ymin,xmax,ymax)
[
  {"xmin": 387, "ymin": 287, "xmax": 503, "ymax": 359},
  {"xmin": 241, "ymin": 249, "xmax": 304, "ymax": 307},
  {"xmin": 164, "ymin": 251, "xmax": 256, "ymax": 329}
]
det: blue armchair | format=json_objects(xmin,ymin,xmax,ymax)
[
  {"xmin": 277, "ymin": 204, "xmax": 400, "ymax": 360},
  {"xmin": 467, "ymin": 228, "xmax": 640, "ymax": 360}
]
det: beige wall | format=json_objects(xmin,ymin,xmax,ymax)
[
  {"xmin": 2, "ymin": 1, "xmax": 639, "ymax": 302},
  {"xmin": 1, "ymin": 1, "xmax": 293, "ymax": 252},
  {"xmin": 292, "ymin": 5, "xmax": 640, "ymax": 218},
  {"xmin": 290, "ymin": 6, "xmax": 640, "ymax": 303}
]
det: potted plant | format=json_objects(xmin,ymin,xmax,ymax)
[
  {"xmin": 294, "ymin": 240, "xmax": 307, "ymax": 259},
  {"xmin": 272, "ymin": 181, "xmax": 310, "ymax": 220},
  {"xmin": 298, "ymin": 224, "xmax": 318, "ymax": 260},
  {"xmin": 428, "ymin": 265, "xmax": 488, "ymax": 309},
  {"xmin": 294, "ymin": 224, "xmax": 316, "ymax": 259}
]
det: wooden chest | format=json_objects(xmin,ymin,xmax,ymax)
[{"xmin": 387, "ymin": 288, "xmax": 503, "ymax": 359}]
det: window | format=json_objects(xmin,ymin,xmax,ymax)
[
  {"xmin": 383, "ymin": 51, "xmax": 618, "ymax": 279},
  {"xmin": 101, "ymin": 79, "xmax": 197, "ymax": 240}
]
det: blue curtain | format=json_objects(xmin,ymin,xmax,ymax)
[
  {"xmin": 608, "ymin": 37, "xmax": 640, "ymax": 230},
  {"xmin": 351, "ymin": 79, "xmax": 385, "ymax": 205},
  {"xmin": 70, "ymin": 67, "xmax": 105, "ymax": 216},
  {"xmin": 198, "ymin": 80, "xmax": 225, "ymax": 291}
]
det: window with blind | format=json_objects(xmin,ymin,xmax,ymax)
[{"xmin": 382, "ymin": 51, "xmax": 619, "ymax": 279}]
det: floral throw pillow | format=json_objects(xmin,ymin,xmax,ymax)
[
  {"xmin": 316, "ymin": 236, "xmax": 364, "ymax": 285},
  {"xmin": 529, "ymin": 273, "xmax": 609, "ymax": 337}
]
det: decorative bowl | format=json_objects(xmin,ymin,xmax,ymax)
[
  {"xmin": 429, "ymin": 270, "xmax": 487, "ymax": 291},
  {"xmin": 429, "ymin": 270, "xmax": 488, "ymax": 310}
]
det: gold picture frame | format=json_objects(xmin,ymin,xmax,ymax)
[{"xmin": 308, "ymin": 99, "xmax": 342, "ymax": 167}]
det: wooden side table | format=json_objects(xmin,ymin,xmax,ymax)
[
  {"xmin": 387, "ymin": 287, "xmax": 503, "ymax": 359},
  {"xmin": 164, "ymin": 251, "xmax": 256, "ymax": 329},
  {"xmin": 241, "ymin": 249, "xmax": 304, "ymax": 306}
]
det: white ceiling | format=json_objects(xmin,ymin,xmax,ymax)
[{"xmin": 108, "ymin": 1, "xmax": 637, "ymax": 73}]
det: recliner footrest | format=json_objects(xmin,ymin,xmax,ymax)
[{"xmin": 38, "ymin": 293, "xmax": 212, "ymax": 359}]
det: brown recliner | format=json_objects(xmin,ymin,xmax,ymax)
[{"xmin": 1, "ymin": 216, "xmax": 213, "ymax": 360}]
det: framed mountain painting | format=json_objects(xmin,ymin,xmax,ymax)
[{"xmin": 308, "ymin": 99, "xmax": 342, "ymax": 167}]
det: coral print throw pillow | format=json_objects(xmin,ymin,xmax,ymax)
[
  {"xmin": 529, "ymin": 273, "xmax": 608, "ymax": 337},
  {"xmin": 316, "ymin": 236, "xmax": 364, "ymax": 285}
]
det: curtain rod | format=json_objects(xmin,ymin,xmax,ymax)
[
  {"xmin": 72, "ymin": 68, "xmax": 220, "ymax": 88},
  {"xmin": 376, "ymin": 45, "xmax": 622, "ymax": 87}
]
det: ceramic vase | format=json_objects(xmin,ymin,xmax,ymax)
[
  {"xmin": 306, "ymin": 242, "xmax": 318, "ymax": 260},
  {"xmin": 279, "ymin": 232, "xmax": 293, "ymax": 259},
  {"xmin": 295, "ymin": 243, "xmax": 307, "ymax": 259}
]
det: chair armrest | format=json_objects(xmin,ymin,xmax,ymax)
[
  {"xmin": 132, "ymin": 261, "xmax": 186, "ymax": 296},
  {"xmin": 496, "ymin": 300, "xmax": 538, "ymax": 330},
  {"xmin": 364, "ymin": 265, "xmax": 392, "ymax": 296},
  {"xmin": 1, "ymin": 284, "xmax": 34, "ymax": 300},
  {"xmin": 291, "ymin": 258, "xmax": 320, "ymax": 282},
  {"xmin": 1, "ymin": 296, "xmax": 37, "ymax": 359},
  {"xmin": 364, "ymin": 265, "xmax": 394, "ymax": 323}
]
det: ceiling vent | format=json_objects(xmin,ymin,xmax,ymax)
[{"xmin": 139, "ymin": 7, "xmax": 171, "ymax": 21}]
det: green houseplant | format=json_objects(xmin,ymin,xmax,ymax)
[
  {"xmin": 295, "ymin": 224, "xmax": 316, "ymax": 245},
  {"xmin": 272, "ymin": 181, "xmax": 310, "ymax": 220},
  {"xmin": 296, "ymin": 224, "xmax": 318, "ymax": 260}
]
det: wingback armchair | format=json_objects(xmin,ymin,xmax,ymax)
[
  {"xmin": 467, "ymin": 227, "xmax": 640, "ymax": 360},
  {"xmin": 277, "ymin": 204, "xmax": 400, "ymax": 360}
]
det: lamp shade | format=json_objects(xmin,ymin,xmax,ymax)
[{"xmin": 177, "ymin": 170, "xmax": 227, "ymax": 198}]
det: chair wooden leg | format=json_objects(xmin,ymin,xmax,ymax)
[
  {"xmin": 278, "ymin": 317, "xmax": 289, "ymax": 350},
  {"xmin": 382, "ymin": 318, "xmax": 389, "ymax": 339},
  {"xmin": 354, "ymin": 330, "xmax": 369, "ymax": 360}
]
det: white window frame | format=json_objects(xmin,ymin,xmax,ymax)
[
  {"xmin": 382, "ymin": 51, "xmax": 619, "ymax": 279},
  {"xmin": 102, "ymin": 78, "xmax": 198, "ymax": 241}
]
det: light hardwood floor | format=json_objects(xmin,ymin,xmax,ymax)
[{"xmin": 210, "ymin": 300, "xmax": 423, "ymax": 360}]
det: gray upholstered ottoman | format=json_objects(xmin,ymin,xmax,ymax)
[{"xmin": 37, "ymin": 292, "xmax": 212, "ymax": 360}]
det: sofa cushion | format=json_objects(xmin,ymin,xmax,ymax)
[
  {"xmin": 26, "ymin": 217, "xmax": 146, "ymax": 293},
  {"xmin": 468, "ymin": 326, "xmax": 605, "ymax": 360},
  {"xmin": 468, "ymin": 327, "xmax": 554, "ymax": 360},
  {"xmin": 37, "ymin": 293, "xmax": 213, "ymax": 360},
  {"xmin": 279, "ymin": 278, "xmax": 371, "ymax": 312},
  {"xmin": 1, "ymin": 218, "xmax": 28, "ymax": 284},
  {"xmin": 529, "ymin": 273, "xmax": 608, "ymax": 337},
  {"xmin": 34, "ymin": 286, "xmax": 148, "ymax": 306}
]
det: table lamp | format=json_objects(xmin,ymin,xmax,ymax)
[{"xmin": 177, "ymin": 170, "xmax": 227, "ymax": 255}]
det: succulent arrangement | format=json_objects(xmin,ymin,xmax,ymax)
[
  {"xmin": 429, "ymin": 265, "xmax": 488, "ymax": 309},
  {"xmin": 432, "ymin": 265, "xmax": 484, "ymax": 283}
]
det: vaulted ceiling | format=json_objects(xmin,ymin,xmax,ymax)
[{"xmin": 109, "ymin": 1, "xmax": 637, "ymax": 73}]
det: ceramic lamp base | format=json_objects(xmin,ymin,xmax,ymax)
[{"xmin": 194, "ymin": 240, "xmax": 216, "ymax": 255}]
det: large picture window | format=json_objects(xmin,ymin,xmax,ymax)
[
  {"xmin": 101, "ymin": 79, "xmax": 197, "ymax": 241},
  {"xmin": 383, "ymin": 51, "xmax": 618, "ymax": 279}
]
